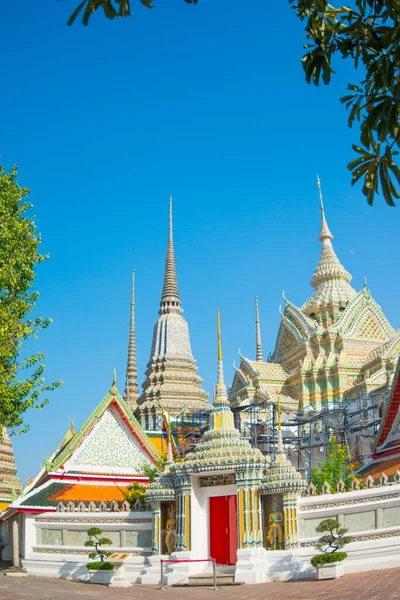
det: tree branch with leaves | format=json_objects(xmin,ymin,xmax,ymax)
[
  {"xmin": 290, "ymin": 0, "xmax": 400, "ymax": 206},
  {"xmin": 66, "ymin": 0, "xmax": 198, "ymax": 26},
  {"xmin": 0, "ymin": 164, "xmax": 61, "ymax": 433}
]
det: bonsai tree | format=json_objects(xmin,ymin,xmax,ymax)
[
  {"xmin": 84, "ymin": 527, "xmax": 114, "ymax": 571},
  {"xmin": 311, "ymin": 518, "xmax": 352, "ymax": 568}
]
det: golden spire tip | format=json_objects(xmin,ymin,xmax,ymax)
[
  {"xmin": 317, "ymin": 174, "xmax": 325, "ymax": 220},
  {"xmin": 217, "ymin": 309, "xmax": 222, "ymax": 362}
]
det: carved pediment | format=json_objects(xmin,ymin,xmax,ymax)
[{"xmin": 273, "ymin": 319, "xmax": 303, "ymax": 363}]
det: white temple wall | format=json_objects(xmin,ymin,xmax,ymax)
[{"xmin": 20, "ymin": 510, "xmax": 153, "ymax": 579}]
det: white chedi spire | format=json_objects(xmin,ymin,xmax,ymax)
[
  {"xmin": 136, "ymin": 197, "xmax": 208, "ymax": 421},
  {"xmin": 302, "ymin": 176, "xmax": 356, "ymax": 321}
]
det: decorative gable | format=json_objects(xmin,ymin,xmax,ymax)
[
  {"xmin": 66, "ymin": 405, "xmax": 153, "ymax": 474},
  {"xmin": 273, "ymin": 320, "xmax": 302, "ymax": 363},
  {"xmin": 374, "ymin": 357, "xmax": 400, "ymax": 453},
  {"xmin": 357, "ymin": 314, "xmax": 385, "ymax": 340}
]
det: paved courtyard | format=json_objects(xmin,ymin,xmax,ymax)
[{"xmin": 1, "ymin": 568, "xmax": 400, "ymax": 600}]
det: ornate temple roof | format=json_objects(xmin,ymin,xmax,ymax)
[
  {"xmin": 136, "ymin": 198, "xmax": 208, "ymax": 418},
  {"xmin": 302, "ymin": 178, "xmax": 357, "ymax": 322},
  {"xmin": 49, "ymin": 373, "xmax": 160, "ymax": 473},
  {"xmin": 124, "ymin": 270, "xmax": 139, "ymax": 407},
  {"xmin": 260, "ymin": 427, "xmax": 306, "ymax": 495}
]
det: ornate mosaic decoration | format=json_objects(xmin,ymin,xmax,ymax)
[
  {"xmin": 68, "ymin": 405, "xmax": 152, "ymax": 471},
  {"xmin": 200, "ymin": 474, "xmax": 236, "ymax": 487}
]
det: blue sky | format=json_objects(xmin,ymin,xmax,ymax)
[{"xmin": 1, "ymin": 0, "xmax": 399, "ymax": 483}]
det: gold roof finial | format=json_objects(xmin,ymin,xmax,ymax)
[
  {"xmin": 317, "ymin": 174, "xmax": 325, "ymax": 221},
  {"xmin": 217, "ymin": 309, "xmax": 223, "ymax": 363},
  {"xmin": 277, "ymin": 395, "xmax": 281, "ymax": 431},
  {"xmin": 110, "ymin": 369, "xmax": 117, "ymax": 394}
]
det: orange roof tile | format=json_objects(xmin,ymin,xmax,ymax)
[
  {"xmin": 360, "ymin": 455, "xmax": 400, "ymax": 480},
  {"xmin": 48, "ymin": 484, "xmax": 131, "ymax": 503}
]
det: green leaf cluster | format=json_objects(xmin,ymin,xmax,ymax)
[
  {"xmin": 86, "ymin": 561, "xmax": 115, "ymax": 571},
  {"xmin": 311, "ymin": 551, "xmax": 347, "ymax": 567},
  {"xmin": 0, "ymin": 164, "xmax": 61, "ymax": 434},
  {"xmin": 123, "ymin": 481, "xmax": 147, "ymax": 509},
  {"xmin": 67, "ymin": 0, "xmax": 198, "ymax": 26},
  {"xmin": 85, "ymin": 526, "xmax": 113, "ymax": 567},
  {"xmin": 309, "ymin": 436, "xmax": 350, "ymax": 493},
  {"xmin": 314, "ymin": 518, "xmax": 352, "ymax": 555},
  {"xmin": 290, "ymin": 0, "xmax": 400, "ymax": 206}
]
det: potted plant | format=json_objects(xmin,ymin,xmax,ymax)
[
  {"xmin": 311, "ymin": 518, "xmax": 352, "ymax": 580},
  {"xmin": 84, "ymin": 527, "xmax": 115, "ymax": 585}
]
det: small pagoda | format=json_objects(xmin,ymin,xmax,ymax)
[{"xmin": 145, "ymin": 311, "xmax": 306, "ymax": 584}]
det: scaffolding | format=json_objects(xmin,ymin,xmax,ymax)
[{"xmin": 170, "ymin": 389, "xmax": 385, "ymax": 479}]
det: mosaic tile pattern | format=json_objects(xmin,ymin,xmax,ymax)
[{"xmin": 69, "ymin": 406, "xmax": 151, "ymax": 470}]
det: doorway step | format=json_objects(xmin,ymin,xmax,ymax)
[{"xmin": 172, "ymin": 572, "xmax": 244, "ymax": 587}]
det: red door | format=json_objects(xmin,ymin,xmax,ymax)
[{"xmin": 209, "ymin": 495, "xmax": 238, "ymax": 565}]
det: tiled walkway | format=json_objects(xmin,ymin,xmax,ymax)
[{"xmin": 1, "ymin": 568, "xmax": 400, "ymax": 600}]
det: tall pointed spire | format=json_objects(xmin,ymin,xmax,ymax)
[
  {"xmin": 255, "ymin": 296, "xmax": 263, "ymax": 362},
  {"xmin": 302, "ymin": 177, "xmax": 356, "ymax": 321},
  {"xmin": 125, "ymin": 269, "xmax": 139, "ymax": 406},
  {"xmin": 215, "ymin": 309, "xmax": 229, "ymax": 407},
  {"xmin": 136, "ymin": 196, "xmax": 209, "ymax": 426},
  {"xmin": 160, "ymin": 197, "xmax": 182, "ymax": 315},
  {"xmin": 317, "ymin": 174, "xmax": 333, "ymax": 242}
]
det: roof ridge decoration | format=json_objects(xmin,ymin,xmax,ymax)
[
  {"xmin": 374, "ymin": 356, "xmax": 400, "ymax": 454},
  {"xmin": 160, "ymin": 196, "xmax": 182, "ymax": 316},
  {"xmin": 50, "ymin": 374, "xmax": 160, "ymax": 472},
  {"xmin": 124, "ymin": 270, "xmax": 139, "ymax": 406},
  {"xmin": 255, "ymin": 296, "xmax": 263, "ymax": 362},
  {"xmin": 302, "ymin": 176, "xmax": 356, "ymax": 322}
]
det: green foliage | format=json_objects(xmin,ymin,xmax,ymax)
[
  {"xmin": 311, "ymin": 552, "xmax": 347, "ymax": 567},
  {"xmin": 67, "ymin": 0, "xmax": 198, "ymax": 26},
  {"xmin": 123, "ymin": 481, "xmax": 147, "ymax": 509},
  {"xmin": 86, "ymin": 561, "xmax": 115, "ymax": 571},
  {"xmin": 87, "ymin": 527, "xmax": 103, "ymax": 536},
  {"xmin": 85, "ymin": 527, "xmax": 113, "ymax": 568},
  {"xmin": 0, "ymin": 164, "xmax": 62, "ymax": 433},
  {"xmin": 309, "ymin": 437, "xmax": 350, "ymax": 493},
  {"xmin": 314, "ymin": 518, "xmax": 352, "ymax": 555},
  {"xmin": 290, "ymin": 0, "xmax": 400, "ymax": 206},
  {"xmin": 141, "ymin": 458, "xmax": 165, "ymax": 484}
]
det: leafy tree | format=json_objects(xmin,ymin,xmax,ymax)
[
  {"xmin": 311, "ymin": 518, "xmax": 352, "ymax": 567},
  {"xmin": 315, "ymin": 518, "xmax": 352, "ymax": 554},
  {"xmin": 84, "ymin": 527, "xmax": 114, "ymax": 570},
  {"xmin": 141, "ymin": 457, "xmax": 166, "ymax": 484},
  {"xmin": 0, "ymin": 164, "xmax": 61, "ymax": 433},
  {"xmin": 67, "ymin": 0, "xmax": 197, "ymax": 26},
  {"xmin": 123, "ymin": 481, "xmax": 147, "ymax": 509},
  {"xmin": 310, "ymin": 436, "xmax": 355, "ymax": 493},
  {"xmin": 290, "ymin": 0, "xmax": 400, "ymax": 206},
  {"xmin": 123, "ymin": 458, "xmax": 167, "ymax": 509}
]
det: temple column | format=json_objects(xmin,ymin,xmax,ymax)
[
  {"xmin": 175, "ymin": 485, "xmax": 191, "ymax": 552},
  {"xmin": 150, "ymin": 502, "xmax": 161, "ymax": 555},
  {"xmin": 237, "ymin": 473, "xmax": 263, "ymax": 549},
  {"xmin": 283, "ymin": 491, "xmax": 299, "ymax": 550},
  {"xmin": 12, "ymin": 518, "xmax": 19, "ymax": 568}
]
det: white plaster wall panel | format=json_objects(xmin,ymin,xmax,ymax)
[{"xmin": 344, "ymin": 510, "xmax": 376, "ymax": 532}]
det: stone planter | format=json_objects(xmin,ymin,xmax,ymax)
[
  {"xmin": 89, "ymin": 569, "xmax": 115, "ymax": 585},
  {"xmin": 315, "ymin": 561, "xmax": 345, "ymax": 580}
]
